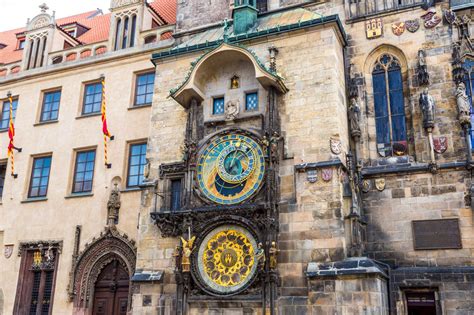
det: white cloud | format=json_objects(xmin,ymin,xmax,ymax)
[{"xmin": 0, "ymin": 0, "xmax": 111, "ymax": 31}]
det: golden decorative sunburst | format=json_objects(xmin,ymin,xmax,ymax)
[{"xmin": 202, "ymin": 230, "xmax": 255, "ymax": 288}]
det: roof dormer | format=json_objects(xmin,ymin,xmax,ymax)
[{"xmin": 22, "ymin": 3, "xmax": 55, "ymax": 70}]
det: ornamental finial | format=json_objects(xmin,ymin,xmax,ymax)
[{"xmin": 39, "ymin": 3, "xmax": 49, "ymax": 13}]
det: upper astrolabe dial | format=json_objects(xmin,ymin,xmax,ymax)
[{"xmin": 196, "ymin": 133, "xmax": 265, "ymax": 205}]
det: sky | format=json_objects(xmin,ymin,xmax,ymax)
[{"xmin": 0, "ymin": 0, "xmax": 111, "ymax": 31}]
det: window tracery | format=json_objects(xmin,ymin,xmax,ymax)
[{"xmin": 372, "ymin": 53, "xmax": 407, "ymax": 157}]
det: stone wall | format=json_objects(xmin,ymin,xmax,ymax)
[{"xmin": 176, "ymin": 0, "xmax": 231, "ymax": 33}]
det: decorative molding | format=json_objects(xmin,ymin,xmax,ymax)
[
  {"xmin": 111, "ymin": 0, "xmax": 141, "ymax": 9},
  {"xmin": 67, "ymin": 226, "xmax": 136, "ymax": 308},
  {"xmin": 18, "ymin": 240, "xmax": 63, "ymax": 257}
]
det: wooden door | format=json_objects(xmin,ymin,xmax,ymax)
[{"xmin": 92, "ymin": 260, "xmax": 130, "ymax": 315}]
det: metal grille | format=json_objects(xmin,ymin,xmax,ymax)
[
  {"xmin": 41, "ymin": 271, "xmax": 54, "ymax": 315},
  {"xmin": 346, "ymin": 0, "xmax": 424, "ymax": 19},
  {"xmin": 29, "ymin": 272, "xmax": 41, "ymax": 315}
]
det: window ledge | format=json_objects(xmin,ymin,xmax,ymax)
[
  {"xmin": 34, "ymin": 120, "xmax": 59, "ymax": 127},
  {"xmin": 21, "ymin": 197, "xmax": 48, "ymax": 203},
  {"xmin": 121, "ymin": 187, "xmax": 142, "ymax": 193},
  {"xmin": 65, "ymin": 192, "xmax": 94, "ymax": 199},
  {"xmin": 76, "ymin": 113, "xmax": 101, "ymax": 120},
  {"xmin": 0, "ymin": 129, "xmax": 8, "ymax": 134},
  {"xmin": 128, "ymin": 104, "xmax": 152, "ymax": 111}
]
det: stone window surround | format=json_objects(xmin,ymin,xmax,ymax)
[{"xmin": 362, "ymin": 44, "xmax": 413, "ymax": 163}]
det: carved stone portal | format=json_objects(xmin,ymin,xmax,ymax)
[{"xmin": 68, "ymin": 226, "xmax": 136, "ymax": 312}]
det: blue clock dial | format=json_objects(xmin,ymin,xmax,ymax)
[{"xmin": 196, "ymin": 134, "xmax": 265, "ymax": 205}]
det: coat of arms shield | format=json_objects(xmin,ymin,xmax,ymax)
[
  {"xmin": 375, "ymin": 178, "xmax": 386, "ymax": 192},
  {"xmin": 433, "ymin": 136, "xmax": 448, "ymax": 154},
  {"xmin": 322, "ymin": 168, "xmax": 333, "ymax": 182},
  {"xmin": 307, "ymin": 170, "xmax": 318, "ymax": 183},
  {"xmin": 330, "ymin": 138, "xmax": 342, "ymax": 155},
  {"xmin": 392, "ymin": 22, "xmax": 406, "ymax": 36},
  {"xmin": 405, "ymin": 19, "xmax": 420, "ymax": 33},
  {"xmin": 4, "ymin": 244, "xmax": 13, "ymax": 259}
]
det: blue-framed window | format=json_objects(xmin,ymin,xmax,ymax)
[
  {"xmin": 245, "ymin": 92, "xmax": 259, "ymax": 111},
  {"xmin": 28, "ymin": 156, "xmax": 52, "ymax": 198},
  {"xmin": 41, "ymin": 90, "xmax": 61, "ymax": 122},
  {"xmin": 134, "ymin": 72, "xmax": 155, "ymax": 106},
  {"xmin": 127, "ymin": 143, "xmax": 147, "ymax": 187},
  {"xmin": 82, "ymin": 82, "xmax": 102, "ymax": 115},
  {"xmin": 72, "ymin": 150, "xmax": 96, "ymax": 193},
  {"xmin": 372, "ymin": 54, "xmax": 407, "ymax": 157},
  {"xmin": 463, "ymin": 59, "xmax": 474, "ymax": 146},
  {"xmin": 213, "ymin": 97, "xmax": 225, "ymax": 115},
  {"xmin": 0, "ymin": 98, "xmax": 18, "ymax": 130}
]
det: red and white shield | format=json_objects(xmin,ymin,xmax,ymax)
[
  {"xmin": 322, "ymin": 169, "xmax": 333, "ymax": 182},
  {"xmin": 433, "ymin": 137, "xmax": 448, "ymax": 154}
]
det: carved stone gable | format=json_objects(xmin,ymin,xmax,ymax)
[{"xmin": 111, "ymin": 0, "xmax": 142, "ymax": 9}]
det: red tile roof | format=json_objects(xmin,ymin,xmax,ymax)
[
  {"xmin": 0, "ymin": 0, "xmax": 177, "ymax": 67},
  {"xmin": 149, "ymin": 0, "xmax": 177, "ymax": 25}
]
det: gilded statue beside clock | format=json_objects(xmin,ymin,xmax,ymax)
[{"xmin": 196, "ymin": 133, "xmax": 265, "ymax": 205}]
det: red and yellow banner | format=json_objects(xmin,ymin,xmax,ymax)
[
  {"xmin": 101, "ymin": 76, "xmax": 113, "ymax": 167},
  {"xmin": 7, "ymin": 93, "xmax": 15, "ymax": 176}
]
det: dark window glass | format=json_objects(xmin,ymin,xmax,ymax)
[
  {"xmin": 171, "ymin": 179, "xmax": 182, "ymax": 211},
  {"xmin": 40, "ymin": 91, "xmax": 61, "ymax": 122},
  {"xmin": 0, "ymin": 98, "xmax": 18, "ymax": 130},
  {"xmin": 122, "ymin": 17, "xmax": 129, "ymax": 49},
  {"xmin": 0, "ymin": 163, "xmax": 5, "ymax": 198},
  {"xmin": 405, "ymin": 291, "xmax": 437, "ymax": 315},
  {"xmin": 245, "ymin": 92, "xmax": 258, "ymax": 111},
  {"xmin": 134, "ymin": 73, "xmax": 155, "ymax": 106},
  {"xmin": 256, "ymin": 0, "xmax": 268, "ymax": 12},
  {"xmin": 213, "ymin": 97, "xmax": 225, "ymax": 115},
  {"xmin": 29, "ymin": 271, "xmax": 41, "ymax": 315},
  {"xmin": 28, "ymin": 156, "xmax": 52, "ymax": 198},
  {"xmin": 114, "ymin": 18, "xmax": 121, "ymax": 51},
  {"xmin": 372, "ymin": 54, "xmax": 407, "ymax": 157},
  {"xmin": 82, "ymin": 82, "xmax": 102, "ymax": 114},
  {"xmin": 130, "ymin": 15, "xmax": 137, "ymax": 48},
  {"xmin": 73, "ymin": 150, "xmax": 96, "ymax": 193},
  {"xmin": 127, "ymin": 143, "xmax": 147, "ymax": 187}
]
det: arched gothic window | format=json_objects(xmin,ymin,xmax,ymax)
[
  {"xmin": 122, "ymin": 17, "xmax": 129, "ymax": 50},
  {"xmin": 372, "ymin": 54, "xmax": 407, "ymax": 157},
  {"xmin": 130, "ymin": 15, "xmax": 137, "ymax": 48},
  {"xmin": 114, "ymin": 18, "xmax": 122, "ymax": 51}
]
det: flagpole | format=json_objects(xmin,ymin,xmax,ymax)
[
  {"xmin": 7, "ymin": 91, "xmax": 21, "ymax": 178},
  {"xmin": 100, "ymin": 75, "xmax": 114, "ymax": 169}
]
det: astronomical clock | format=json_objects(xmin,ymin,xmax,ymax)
[{"xmin": 152, "ymin": 43, "xmax": 286, "ymax": 310}]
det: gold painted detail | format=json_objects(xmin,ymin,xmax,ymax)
[{"xmin": 203, "ymin": 230, "xmax": 255, "ymax": 287}]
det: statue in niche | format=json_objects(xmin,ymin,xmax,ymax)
[
  {"xmin": 348, "ymin": 98, "xmax": 361, "ymax": 137},
  {"xmin": 269, "ymin": 241, "xmax": 279, "ymax": 270},
  {"xmin": 255, "ymin": 243, "xmax": 265, "ymax": 270},
  {"xmin": 180, "ymin": 236, "xmax": 196, "ymax": 272},
  {"xmin": 230, "ymin": 75, "xmax": 240, "ymax": 89},
  {"xmin": 417, "ymin": 49, "xmax": 430, "ymax": 86},
  {"xmin": 419, "ymin": 88, "xmax": 435, "ymax": 129},
  {"xmin": 225, "ymin": 100, "xmax": 240, "ymax": 121},
  {"xmin": 107, "ymin": 184, "xmax": 121, "ymax": 226},
  {"xmin": 456, "ymin": 82, "xmax": 471, "ymax": 126}
]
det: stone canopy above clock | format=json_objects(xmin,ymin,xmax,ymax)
[{"xmin": 170, "ymin": 43, "xmax": 287, "ymax": 128}]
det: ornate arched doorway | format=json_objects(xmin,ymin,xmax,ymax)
[
  {"xmin": 68, "ymin": 226, "xmax": 136, "ymax": 315},
  {"xmin": 92, "ymin": 260, "xmax": 129, "ymax": 315}
]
